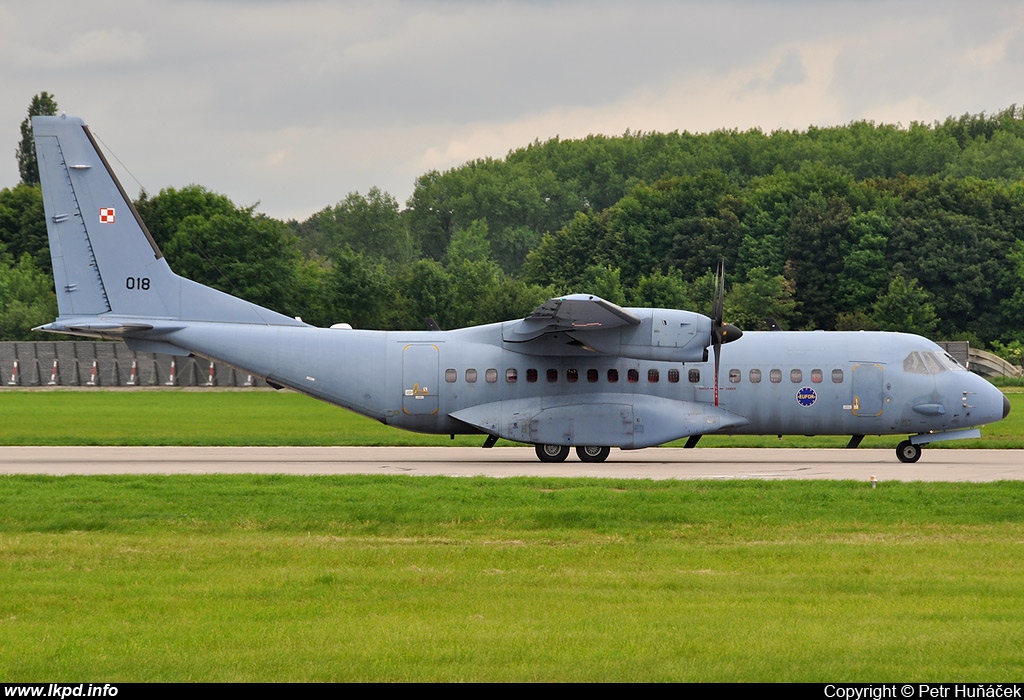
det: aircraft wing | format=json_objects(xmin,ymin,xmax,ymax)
[{"xmin": 505, "ymin": 294, "xmax": 641, "ymax": 343}]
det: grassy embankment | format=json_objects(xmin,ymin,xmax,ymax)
[
  {"xmin": 0, "ymin": 388, "xmax": 1022, "ymax": 447},
  {"xmin": 1, "ymin": 476, "xmax": 1022, "ymax": 681}
]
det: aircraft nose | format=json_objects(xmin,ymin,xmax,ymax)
[{"xmin": 1004, "ymin": 394, "xmax": 1012, "ymax": 420}]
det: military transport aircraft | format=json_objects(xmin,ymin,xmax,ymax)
[{"xmin": 32, "ymin": 115, "xmax": 1010, "ymax": 463}]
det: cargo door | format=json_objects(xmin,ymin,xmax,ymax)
[
  {"xmin": 402, "ymin": 344, "xmax": 439, "ymax": 415},
  {"xmin": 851, "ymin": 363, "xmax": 885, "ymax": 417}
]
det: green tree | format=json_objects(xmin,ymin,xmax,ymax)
[
  {"xmin": 835, "ymin": 310, "xmax": 883, "ymax": 331},
  {"xmin": 725, "ymin": 267, "xmax": 796, "ymax": 331},
  {"xmin": 135, "ymin": 185, "xmax": 238, "ymax": 250},
  {"xmin": 16, "ymin": 92, "xmax": 58, "ymax": 186},
  {"xmin": 783, "ymin": 193, "xmax": 853, "ymax": 330},
  {"xmin": 577, "ymin": 265, "xmax": 626, "ymax": 306},
  {"xmin": 0, "ymin": 184, "xmax": 48, "ymax": 272},
  {"xmin": 872, "ymin": 275, "xmax": 939, "ymax": 336},
  {"xmin": 837, "ymin": 213, "xmax": 890, "ymax": 311},
  {"xmin": 163, "ymin": 209, "xmax": 302, "ymax": 316},
  {"xmin": 301, "ymin": 187, "xmax": 412, "ymax": 264},
  {"xmin": 0, "ymin": 247, "xmax": 57, "ymax": 340},
  {"xmin": 628, "ymin": 269, "xmax": 693, "ymax": 309},
  {"xmin": 522, "ymin": 211, "xmax": 609, "ymax": 292},
  {"xmin": 447, "ymin": 219, "xmax": 493, "ymax": 265},
  {"xmin": 321, "ymin": 248, "xmax": 393, "ymax": 329},
  {"xmin": 388, "ymin": 259, "xmax": 453, "ymax": 330}
]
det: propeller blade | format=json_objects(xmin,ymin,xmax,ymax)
[
  {"xmin": 712, "ymin": 260, "xmax": 724, "ymax": 406},
  {"xmin": 712, "ymin": 259, "xmax": 725, "ymax": 327},
  {"xmin": 709, "ymin": 260, "xmax": 744, "ymax": 405}
]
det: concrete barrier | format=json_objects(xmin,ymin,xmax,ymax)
[{"xmin": 0, "ymin": 341, "xmax": 267, "ymax": 388}]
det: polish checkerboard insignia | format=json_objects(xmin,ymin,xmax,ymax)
[{"xmin": 99, "ymin": 208, "xmax": 116, "ymax": 224}]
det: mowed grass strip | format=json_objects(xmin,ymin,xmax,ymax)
[
  {"xmin": 1, "ymin": 476, "xmax": 1023, "ymax": 681},
  {"xmin": 1, "ymin": 389, "xmax": 1023, "ymax": 447}
]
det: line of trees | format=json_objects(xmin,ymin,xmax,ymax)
[{"xmin": 4, "ymin": 94, "xmax": 1024, "ymax": 361}]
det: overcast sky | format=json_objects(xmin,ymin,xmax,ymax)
[{"xmin": 3, "ymin": 0, "xmax": 1023, "ymax": 221}]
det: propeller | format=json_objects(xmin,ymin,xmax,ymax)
[{"xmin": 711, "ymin": 260, "xmax": 743, "ymax": 406}]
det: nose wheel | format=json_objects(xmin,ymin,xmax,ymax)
[{"xmin": 896, "ymin": 440, "xmax": 922, "ymax": 463}]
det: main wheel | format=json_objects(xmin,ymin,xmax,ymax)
[
  {"xmin": 896, "ymin": 440, "xmax": 922, "ymax": 463},
  {"xmin": 535, "ymin": 444, "xmax": 570, "ymax": 462},
  {"xmin": 576, "ymin": 445, "xmax": 611, "ymax": 463}
]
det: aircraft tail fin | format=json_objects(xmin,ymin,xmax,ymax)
[{"xmin": 32, "ymin": 115, "xmax": 305, "ymax": 331}]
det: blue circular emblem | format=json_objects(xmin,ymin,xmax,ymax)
[{"xmin": 796, "ymin": 387, "xmax": 816, "ymax": 407}]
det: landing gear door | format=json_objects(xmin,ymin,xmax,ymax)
[
  {"xmin": 402, "ymin": 344, "xmax": 439, "ymax": 416},
  {"xmin": 851, "ymin": 363, "xmax": 884, "ymax": 417}
]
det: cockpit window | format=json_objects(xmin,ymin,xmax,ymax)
[
  {"xmin": 903, "ymin": 352, "xmax": 929, "ymax": 374},
  {"xmin": 935, "ymin": 351, "xmax": 966, "ymax": 371},
  {"xmin": 903, "ymin": 350, "xmax": 967, "ymax": 374},
  {"xmin": 922, "ymin": 352, "xmax": 945, "ymax": 374}
]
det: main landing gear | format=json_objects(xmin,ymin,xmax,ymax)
[
  {"xmin": 534, "ymin": 444, "xmax": 611, "ymax": 463},
  {"xmin": 896, "ymin": 440, "xmax": 922, "ymax": 463}
]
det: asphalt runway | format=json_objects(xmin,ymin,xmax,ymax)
[{"xmin": 0, "ymin": 446, "xmax": 1020, "ymax": 481}]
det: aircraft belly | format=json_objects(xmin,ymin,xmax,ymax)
[{"xmin": 450, "ymin": 394, "xmax": 747, "ymax": 448}]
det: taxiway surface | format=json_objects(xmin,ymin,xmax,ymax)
[{"xmin": 0, "ymin": 446, "xmax": 1019, "ymax": 481}]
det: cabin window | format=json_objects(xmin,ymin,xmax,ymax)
[
  {"xmin": 790, "ymin": 369, "xmax": 803, "ymax": 383},
  {"xmin": 770, "ymin": 369, "xmax": 782, "ymax": 383},
  {"xmin": 567, "ymin": 368, "xmax": 579, "ymax": 383},
  {"xmin": 445, "ymin": 368, "xmax": 457, "ymax": 383},
  {"xmin": 749, "ymin": 368, "xmax": 762, "ymax": 384},
  {"xmin": 587, "ymin": 369, "xmax": 599, "ymax": 383},
  {"xmin": 811, "ymin": 369, "xmax": 823, "ymax": 383},
  {"xmin": 728, "ymin": 369, "xmax": 741, "ymax": 384},
  {"xmin": 547, "ymin": 368, "xmax": 558, "ymax": 383},
  {"xmin": 648, "ymin": 369, "xmax": 659, "ymax": 383},
  {"xmin": 627, "ymin": 368, "xmax": 640, "ymax": 383},
  {"xmin": 526, "ymin": 368, "xmax": 538, "ymax": 383},
  {"xmin": 607, "ymin": 369, "xmax": 619, "ymax": 383},
  {"xmin": 466, "ymin": 369, "xmax": 478, "ymax": 383},
  {"xmin": 832, "ymin": 369, "xmax": 844, "ymax": 383},
  {"xmin": 668, "ymin": 369, "xmax": 680, "ymax": 383},
  {"xmin": 506, "ymin": 368, "xmax": 517, "ymax": 383},
  {"xmin": 485, "ymin": 368, "xmax": 498, "ymax": 383},
  {"xmin": 688, "ymin": 368, "xmax": 700, "ymax": 383}
]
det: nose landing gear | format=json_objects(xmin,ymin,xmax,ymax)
[{"xmin": 896, "ymin": 440, "xmax": 922, "ymax": 463}]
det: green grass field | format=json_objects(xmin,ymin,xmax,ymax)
[
  {"xmin": 1, "ymin": 476, "xmax": 1023, "ymax": 682},
  {"xmin": 1, "ymin": 388, "xmax": 1021, "ymax": 681},
  {"xmin": 0, "ymin": 388, "xmax": 1022, "ymax": 447}
]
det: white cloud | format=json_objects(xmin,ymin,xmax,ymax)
[{"xmin": 3, "ymin": 1, "xmax": 1024, "ymax": 221}]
